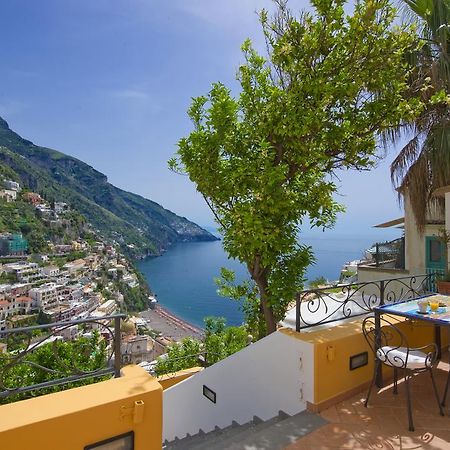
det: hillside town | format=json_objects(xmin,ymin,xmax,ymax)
[{"xmin": 0, "ymin": 178, "xmax": 195, "ymax": 366}]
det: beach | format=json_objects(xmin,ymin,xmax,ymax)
[{"xmin": 140, "ymin": 305, "xmax": 204, "ymax": 341}]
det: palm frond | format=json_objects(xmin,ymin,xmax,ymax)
[
  {"xmin": 390, "ymin": 134, "xmax": 421, "ymax": 186},
  {"xmin": 391, "ymin": 0, "xmax": 450, "ymax": 230},
  {"xmin": 427, "ymin": 121, "xmax": 450, "ymax": 188},
  {"xmin": 399, "ymin": 153, "xmax": 431, "ymax": 231}
]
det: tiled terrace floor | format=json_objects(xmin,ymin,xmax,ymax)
[{"xmin": 286, "ymin": 359, "xmax": 450, "ymax": 450}]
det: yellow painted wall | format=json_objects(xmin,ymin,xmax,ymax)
[
  {"xmin": 158, "ymin": 366, "xmax": 203, "ymax": 390},
  {"xmin": 290, "ymin": 316, "xmax": 447, "ymax": 408},
  {"xmin": 0, "ymin": 365, "xmax": 162, "ymax": 450}
]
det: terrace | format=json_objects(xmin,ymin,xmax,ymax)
[
  {"xmin": 0, "ymin": 273, "xmax": 449, "ymax": 449},
  {"xmin": 287, "ymin": 358, "xmax": 450, "ymax": 450}
]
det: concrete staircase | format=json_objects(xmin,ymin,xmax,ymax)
[{"xmin": 163, "ymin": 410, "xmax": 327, "ymax": 450}]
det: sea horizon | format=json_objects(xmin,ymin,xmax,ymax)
[{"xmin": 137, "ymin": 229, "xmax": 400, "ymax": 329}]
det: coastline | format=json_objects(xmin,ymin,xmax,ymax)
[
  {"xmin": 135, "ymin": 235, "xmax": 378, "ymax": 335},
  {"xmin": 140, "ymin": 304, "xmax": 204, "ymax": 342}
]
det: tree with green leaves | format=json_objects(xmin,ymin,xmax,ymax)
[
  {"xmin": 154, "ymin": 317, "xmax": 248, "ymax": 375},
  {"xmin": 203, "ymin": 316, "xmax": 249, "ymax": 365},
  {"xmin": 0, "ymin": 332, "xmax": 107, "ymax": 404},
  {"xmin": 153, "ymin": 336, "xmax": 201, "ymax": 376},
  {"xmin": 390, "ymin": 0, "xmax": 450, "ymax": 229},
  {"xmin": 170, "ymin": 0, "xmax": 423, "ymax": 335}
]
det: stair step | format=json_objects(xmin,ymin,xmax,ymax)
[
  {"xmin": 164, "ymin": 416, "xmax": 262, "ymax": 450},
  {"xmin": 195, "ymin": 411, "xmax": 290, "ymax": 450},
  {"xmin": 164, "ymin": 409, "xmax": 327, "ymax": 450},
  {"xmin": 224, "ymin": 410, "xmax": 327, "ymax": 450}
]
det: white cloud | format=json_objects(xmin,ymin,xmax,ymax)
[
  {"xmin": 173, "ymin": 0, "xmax": 310, "ymax": 32},
  {"xmin": 103, "ymin": 87, "xmax": 162, "ymax": 115},
  {"xmin": 109, "ymin": 88, "xmax": 150, "ymax": 101}
]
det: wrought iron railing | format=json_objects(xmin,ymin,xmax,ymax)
[
  {"xmin": 365, "ymin": 237, "xmax": 405, "ymax": 269},
  {"xmin": 0, "ymin": 313, "xmax": 125, "ymax": 400},
  {"xmin": 295, "ymin": 273, "xmax": 435, "ymax": 331},
  {"xmin": 425, "ymin": 267, "xmax": 445, "ymax": 292}
]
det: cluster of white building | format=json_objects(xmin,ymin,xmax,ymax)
[
  {"xmin": 0, "ymin": 179, "xmax": 20, "ymax": 203},
  {"xmin": 0, "ymin": 249, "xmax": 131, "ymax": 331},
  {"xmin": 0, "ymin": 183, "xmax": 152, "ymax": 350},
  {"xmin": 2, "ymin": 259, "xmax": 86, "ymax": 284},
  {"xmin": 35, "ymin": 201, "xmax": 69, "ymax": 220}
]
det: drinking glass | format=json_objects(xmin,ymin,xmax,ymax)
[{"xmin": 430, "ymin": 300, "xmax": 440, "ymax": 313}]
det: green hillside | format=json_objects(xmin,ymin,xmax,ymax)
[{"xmin": 0, "ymin": 117, "xmax": 217, "ymax": 257}]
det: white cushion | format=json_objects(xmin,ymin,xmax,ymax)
[{"xmin": 376, "ymin": 346, "xmax": 430, "ymax": 370}]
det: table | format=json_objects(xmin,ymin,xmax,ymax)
[{"xmin": 373, "ymin": 294, "xmax": 450, "ymax": 390}]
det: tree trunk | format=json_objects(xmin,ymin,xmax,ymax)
[
  {"xmin": 248, "ymin": 257, "xmax": 277, "ymax": 335},
  {"xmin": 259, "ymin": 283, "xmax": 277, "ymax": 334}
]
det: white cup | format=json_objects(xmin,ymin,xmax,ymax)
[{"xmin": 417, "ymin": 300, "xmax": 428, "ymax": 313}]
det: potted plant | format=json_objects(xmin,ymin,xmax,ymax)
[{"xmin": 437, "ymin": 276, "xmax": 450, "ymax": 294}]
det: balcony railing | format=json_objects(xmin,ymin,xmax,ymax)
[
  {"xmin": 295, "ymin": 273, "xmax": 435, "ymax": 331},
  {"xmin": 0, "ymin": 313, "xmax": 125, "ymax": 400},
  {"xmin": 364, "ymin": 237, "xmax": 405, "ymax": 269}
]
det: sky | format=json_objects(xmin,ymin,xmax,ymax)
[{"xmin": 0, "ymin": 0, "xmax": 403, "ymax": 242}]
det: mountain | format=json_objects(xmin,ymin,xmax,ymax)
[{"xmin": 0, "ymin": 117, "xmax": 218, "ymax": 257}]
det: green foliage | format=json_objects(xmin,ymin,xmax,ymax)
[
  {"xmin": 0, "ymin": 197, "xmax": 88, "ymax": 254},
  {"xmin": 0, "ymin": 163, "xmax": 20, "ymax": 182},
  {"xmin": 153, "ymin": 337, "xmax": 201, "ymax": 376},
  {"xmin": 309, "ymin": 276, "xmax": 328, "ymax": 288},
  {"xmin": 341, "ymin": 270, "xmax": 356, "ymax": 278},
  {"xmin": 154, "ymin": 317, "xmax": 249, "ymax": 376},
  {"xmin": 390, "ymin": 0, "xmax": 450, "ymax": 230},
  {"xmin": 203, "ymin": 316, "xmax": 249, "ymax": 365},
  {"xmin": 67, "ymin": 250, "xmax": 87, "ymax": 261},
  {"xmin": 121, "ymin": 284, "xmax": 148, "ymax": 312},
  {"xmin": 204, "ymin": 316, "xmax": 226, "ymax": 335},
  {"xmin": 170, "ymin": 0, "xmax": 423, "ymax": 335},
  {"xmin": 215, "ymin": 268, "xmax": 265, "ymax": 338},
  {"xmin": 0, "ymin": 272, "xmax": 16, "ymax": 284},
  {"xmin": 37, "ymin": 310, "xmax": 51, "ymax": 325},
  {"xmin": 0, "ymin": 332, "xmax": 108, "ymax": 404}
]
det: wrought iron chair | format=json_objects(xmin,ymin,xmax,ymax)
[{"xmin": 362, "ymin": 315, "xmax": 444, "ymax": 432}]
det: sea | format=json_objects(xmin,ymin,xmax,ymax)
[{"xmin": 137, "ymin": 233, "xmax": 393, "ymax": 329}]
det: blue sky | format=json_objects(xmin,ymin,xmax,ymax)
[{"xmin": 0, "ymin": 0, "xmax": 402, "ymax": 242}]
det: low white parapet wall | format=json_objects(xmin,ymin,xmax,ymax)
[{"xmin": 163, "ymin": 329, "xmax": 314, "ymax": 442}]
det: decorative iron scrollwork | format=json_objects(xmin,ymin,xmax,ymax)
[
  {"xmin": 295, "ymin": 273, "xmax": 434, "ymax": 331},
  {"xmin": 0, "ymin": 314, "xmax": 125, "ymax": 400}
]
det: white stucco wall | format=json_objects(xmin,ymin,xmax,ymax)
[
  {"xmin": 357, "ymin": 267, "xmax": 410, "ymax": 283},
  {"xmin": 163, "ymin": 330, "xmax": 314, "ymax": 442},
  {"xmin": 404, "ymin": 194, "xmax": 443, "ymax": 273},
  {"xmin": 404, "ymin": 193, "xmax": 423, "ymax": 273}
]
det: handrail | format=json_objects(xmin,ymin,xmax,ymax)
[
  {"xmin": 0, "ymin": 314, "xmax": 125, "ymax": 400},
  {"xmin": 303, "ymin": 273, "xmax": 427, "ymax": 294},
  {"xmin": 0, "ymin": 313, "xmax": 126, "ymax": 335},
  {"xmin": 295, "ymin": 273, "xmax": 435, "ymax": 331}
]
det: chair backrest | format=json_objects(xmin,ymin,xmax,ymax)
[{"xmin": 362, "ymin": 315, "xmax": 410, "ymax": 368}]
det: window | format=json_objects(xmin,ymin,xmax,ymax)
[
  {"xmin": 85, "ymin": 432, "xmax": 134, "ymax": 450},
  {"xmin": 430, "ymin": 239, "xmax": 442, "ymax": 262}
]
